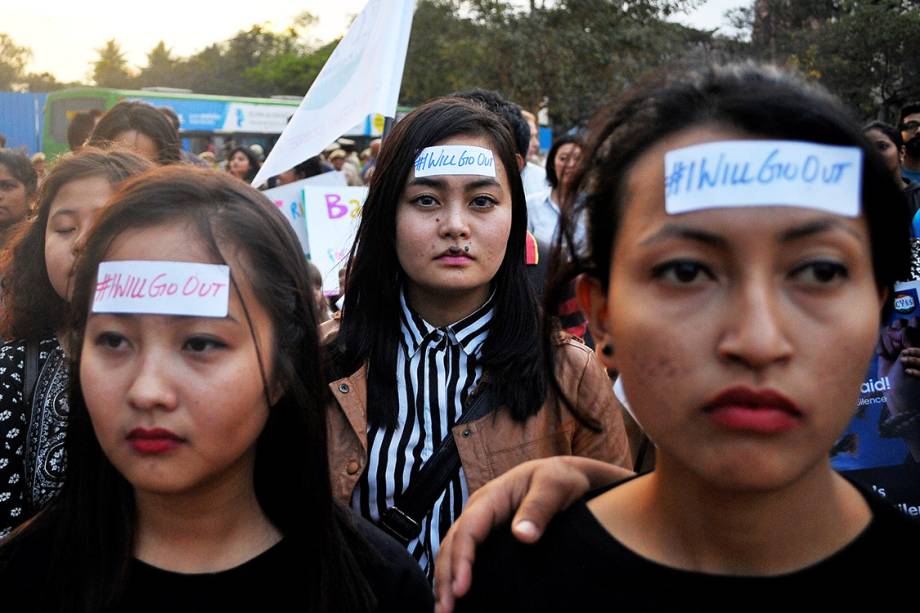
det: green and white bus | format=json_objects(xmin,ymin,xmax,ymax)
[{"xmin": 42, "ymin": 87, "xmax": 389, "ymax": 159}]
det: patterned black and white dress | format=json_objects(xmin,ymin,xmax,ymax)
[{"xmin": 0, "ymin": 336, "xmax": 69, "ymax": 538}]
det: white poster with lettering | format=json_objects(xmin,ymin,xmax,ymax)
[
  {"xmin": 93, "ymin": 261, "xmax": 230, "ymax": 317},
  {"xmin": 414, "ymin": 145, "xmax": 496, "ymax": 177},
  {"xmin": 303, "ymin": 185, "xmax": 369, "ymax": 294},
  {"xmin": 664, "ymin": 140, "xmax": 862, "ymax": 217},
  {"xmin": 263, "ymin": 171, "xmax": 351, "ymax": 257}
]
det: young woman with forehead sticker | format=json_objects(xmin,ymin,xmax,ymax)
[
  {"xmin": 0, "ymin": 167, "xmax": 431, "ymax": 612},
  {"xmin": 445, "ymin": 64, "xmax": 920, "ymax": 611},
  {"xmin": 0, "ymin": 148, "xmax": 152, "ymax": 537},
  {"xmin": 327, "ymin": 97, "xmax": 631, "ymax": 578}
]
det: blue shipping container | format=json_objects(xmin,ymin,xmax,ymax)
[{"xmin": 0, "ymin": 92, "xmax": 48, "ymax": 155}]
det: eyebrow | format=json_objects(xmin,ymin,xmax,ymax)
[
  {"xmin": 639, "ymin": 217, "xmax": 863, "ymax": 248},
  {"xmin": 407, "ymin": 177, "xmax": 448, "ymax": 189},
  {"xmin": 90, "ymin": 312, "xmax": 241, "ymax": 325},
  {"xmin": 406, "ymin": 177, "xmax": 503, "ymax": 191},
  {"xmin": 778, "ymin": 218, "xmax": 863, "ymax": 243},
  {"xmin": 639, "ymin": 224, "xmax": 728, "ymax": 248},
  {"xmin": 49, "ymin": 209, "xmax": 77, "ymax": 219}
]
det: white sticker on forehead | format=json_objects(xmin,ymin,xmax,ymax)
[
  {"xmin": 413, "ymin": 145, "xmax": 497, "ymax": 178},
  {"xmin": 664, "ymin": 140, "xmax": 862, "ymax": 217},
  {"xmin": 92, "ymin": 261, "xmax": 230, "ymax": 318}
]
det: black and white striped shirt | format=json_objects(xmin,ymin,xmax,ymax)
[{"xmin": 352, "ymin": 290, "xmax": 494, "ymax": 577}]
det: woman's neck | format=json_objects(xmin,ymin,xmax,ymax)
[
  {"xmin": 132, "ymin": 452, "xmax": 281, "ymax": 573},
  {"xmin": 587, "ymin": 454, "xmax": 871, "ymax": 576},
  {"xmin": 405, "ymin": 284, "xmax": 490, "ymax": 328}
]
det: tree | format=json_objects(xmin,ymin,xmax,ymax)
[
  {"xmin": 20, "ymin": 72, "xmax": 65, "ymax": 92},
  {"xmin": 733, "ymin": 0, "xmax": 920, "ymax": 121},
  {"xmin": 136, "ymin": 41, "xmax": 180, "ymax": 88},
  {"xmin": 0, "ymin": 33, "xmax": 32, "ymax": 90},
  {"xmin": 244, "ymin": 39, "xmax": 338, "ymax": 96},
  {"xmin": 399, "ymin": 0, "xmax": 717, "ymax": 131},
  {"xmin": 793, "ymin": 1, "xmax": 920, "ymax": 120},
  {"xmin": 92, "ymin": 39, "xmax": 132, "ymax": 88}
]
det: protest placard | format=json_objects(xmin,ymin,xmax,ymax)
[
  {"xmin": 262, "ymin": 171, "xmax": 349, "ymax": 257},
  {"xmin": 303, "ymin": 185, "xmax": 368, "ymax": 294},
  {"xmin": 833, "ymin": 279, "xmax": 920, "ymax": 517}
]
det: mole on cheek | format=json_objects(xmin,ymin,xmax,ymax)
[{"xmin": 435, "ymin": 218, "xmax": 440, "ymax": 222}]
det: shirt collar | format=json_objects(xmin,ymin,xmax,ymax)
[{"xmin": 399, "ymin": 289, "xmax": 495, "ymax": 358}]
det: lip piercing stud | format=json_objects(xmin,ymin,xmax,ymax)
[{"xmin": 464, "ymin": 245, "xmax": 470, "ymax": 252}]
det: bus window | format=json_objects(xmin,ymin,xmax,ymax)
[{"xmin": 49, "ymin": 97, "xmax": 106, "ymax": 144}]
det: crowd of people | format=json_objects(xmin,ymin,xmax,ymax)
[{"xmin": 0, "ymin": 59, "xmax": 918, "ymax": 611}]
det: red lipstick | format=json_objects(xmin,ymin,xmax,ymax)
[
  {"xmin": 704, "ymin": 387, "xmax": 803, "ymax": 434},
  {"xmin": 127, "ymin": 428, "xmax": 184, "ymax": 454}
]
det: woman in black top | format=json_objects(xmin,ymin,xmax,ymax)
[
  {"xmin": 0, "ymin": 167, "xmax": 431, "ymax": 612},
  {"xmin": 454, "ymin": 63, "xmax": 920, "ymax": 610}
]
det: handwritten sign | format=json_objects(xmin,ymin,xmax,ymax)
[
  {"xmin": 664, "ymin": 140, "xmax": 862, "ymax": 217},
  {"xmin": 304, "ymin": 185, "xmax": 369, "ymax": 294},
  {"xmin": 414, "ymin": 145, "xmax": 496, "ymax": 178},
  {"xmin": 92, "ymin": 261, "xmax": 230, "ymax": 317},
  {"xmin": 263, "ymin": 171, "xmax": 349, "ymax": 257}
]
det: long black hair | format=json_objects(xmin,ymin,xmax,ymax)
[
  {"xmin": 545, "ymin": 62, "xmax": 910, "ymax": 388},
  {"xmin": 335, "ymin": 97, "xmax": 548, "ymax": 427},
  {"xmin": 227, "ymin": 146, "xmax": 262, "ymax": 183},
  {"xmin": 544, "ymin": 134, "xmax": 580, "ymax": 190},
  {"xmin": 0, "ymin": 166, "xmax": 378, "ymax": 612}
]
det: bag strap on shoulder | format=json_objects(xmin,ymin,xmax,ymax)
[{"xmin": 379, "ymin": 384, "xmax": 497, "ymax": 545}]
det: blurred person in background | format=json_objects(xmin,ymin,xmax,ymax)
[
  {"xmin": 87, "ymin": 101, "xmax": 181, "ymax": 165},
  {"xmin": 0, "ymin": 150, "xmax": 38, "ymax": 247}
]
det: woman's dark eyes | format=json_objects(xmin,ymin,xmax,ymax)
[
  {"xmin": 412, "ymin": 195, "xmax": 438, "ymax": 207},
  {"xmin": 470, "ymin": 195, "xmax": 497, "ymax": 208},
  {"xmin": 95, "ymin": 332, "xmax": 127, "ymax": 350},
  {"xmin": 183, "ymin": 337, "xmax": 226, "ymax": 353},
  {"xmin": 791, "ymin": 261, "xmax": 849, "ymax": 284},
  {"xmin": 652, "ymin": 261, "xmax": 714, "ymax": 284}
]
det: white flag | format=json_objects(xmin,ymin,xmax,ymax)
[{"xmin": 252, "ymin": 0, "xmax": 416, "ymax": 187}]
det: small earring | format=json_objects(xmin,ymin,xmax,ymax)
[{"xmin": 601, "ymin": 344, "xmax": 614, "ymax": 357}]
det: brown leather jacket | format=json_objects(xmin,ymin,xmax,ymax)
[{"xmin": 321, "ymin": 319, "xmax": 632, "ymax": 504}]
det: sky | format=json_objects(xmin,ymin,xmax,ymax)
[{"xmin": 5, "ymin": 0, "xmax": 749, "ymax": 84}]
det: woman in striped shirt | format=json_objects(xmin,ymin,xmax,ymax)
[{"xmin": 323, "ymin": 97, "xmax": 632, "ymax": 577}]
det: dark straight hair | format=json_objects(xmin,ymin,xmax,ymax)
[
  {"xmin": 544, "ymin": 134, "xmax": 580, "ymax": 190},
  {"xmin": 544, "ymin": 63, "xmax": 910, "ymax": 392},
  {"xmin": 227, "ymin": 146, "xmax": 262, "ymax": 183},
  {"xmin": 0, "ymin": 166, "xmax": 377, "ymax": 612},
  {"xmin": 335, "ymin": 97, "xmax": 548, "ymax": 427},
  {"xmin": 87, "ymin": 101, "xmax": 182, "ymax": 165},
  {"xmin": 864, "ymin": 120, "xmax": 903, "ymax": 149}
]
